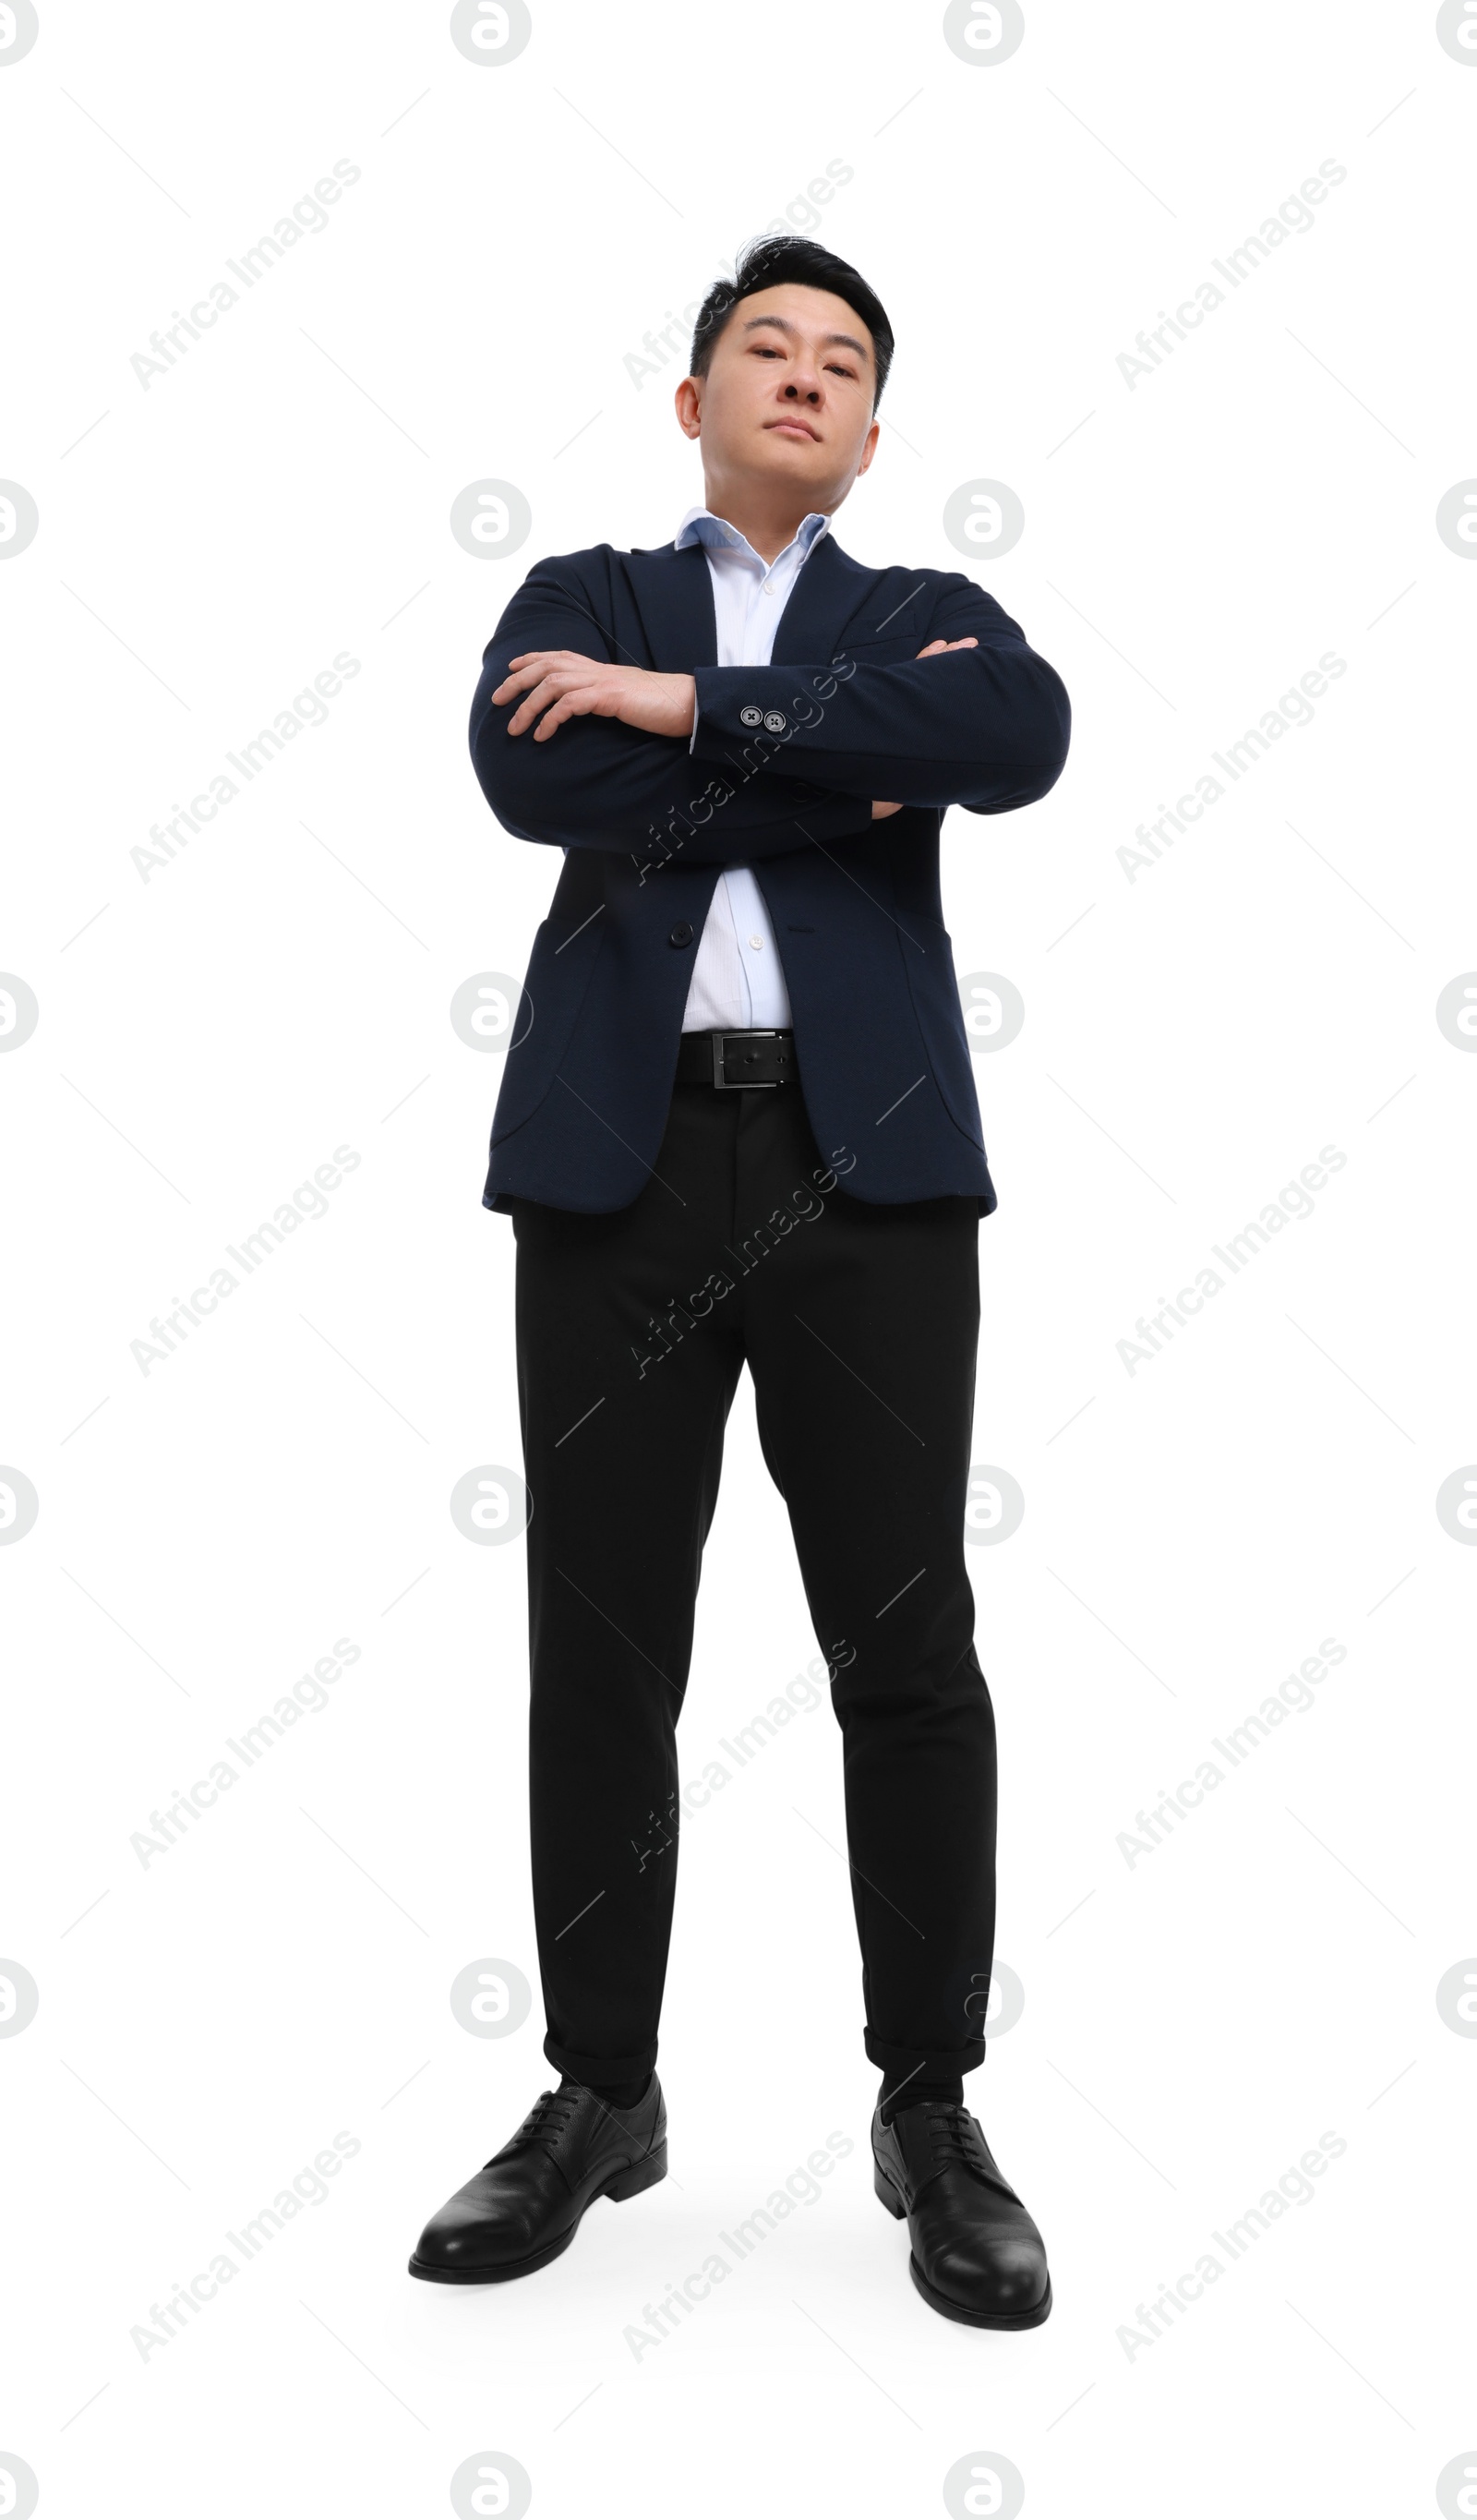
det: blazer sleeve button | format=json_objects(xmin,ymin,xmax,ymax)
[{"xmin": 667, "ymin": 922, "xmax": 694, "ymax": 947}]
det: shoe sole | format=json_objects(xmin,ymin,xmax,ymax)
[
  {"xmin": 873, "ymin": 2157, "xmax": 1052, "ymax": 2330},
  {"xmin": 407, "ymin": 2140, "xmax": 667, "ymax": 2285}
]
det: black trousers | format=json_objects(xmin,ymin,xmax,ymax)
[{"xmin": 509, "ymin": 1074, "xmax": 997, "ymax": 2092}]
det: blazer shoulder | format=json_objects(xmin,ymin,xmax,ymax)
[
  {"xmin": 835, "ymin": 552, "xmax": 1015, "ymax": 610},
  {"xmin": 915, "ymin": 565, "xmax": 1031, "ymax": 641},
  {"xmin": 837, "ymin": 554, "xmax": 978, "ymax": 594},
  {"xmin": 826, "ymin": 550, "xmax": 1024, "ymax": 644},
  {"xmin": 514, "ymin": 541, "xmax": 629, "ymax": 585},
  {"xmin": 902, "ymin": 561, "xmax": 1019, "ymax": 609},
  {"xmin": 477, "ymin": 544, "xmax": 630, "ymax": 664},
  {"xmin": 509, "ymin": 539, "xmax": 692, "ymax": 601}
]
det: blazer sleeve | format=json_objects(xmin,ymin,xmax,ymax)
[
  {"xmin": 470, "ymin": 555, "xmax": 878, "ymax": 862},
  {"xmin": 690, "ymin": 576, "xmax": 1071, "ymax": 815}
]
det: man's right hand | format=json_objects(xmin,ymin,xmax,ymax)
[{"xmin": 871, "ymin": 634, "xmax": 979, "ymax": 817}]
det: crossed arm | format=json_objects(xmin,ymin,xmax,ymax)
[
  {"xmin": 494, "ymin": 633, "xmax": 981, "ymax": 825},
  {"xmin": 469, "ymin": 559, "xmax": 1070, "ymax": 861}
]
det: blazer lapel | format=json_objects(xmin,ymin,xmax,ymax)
[
  {"xmin": 767, "ymin": 531, "xmax": 874, "ymax": 672},
  {"xmin": 623, "ymin": 543, "xmax": 717, "ymax": 672},
  {"xmin": 623, "ymin": 531, "xmax": 877, "ymax": 678}
]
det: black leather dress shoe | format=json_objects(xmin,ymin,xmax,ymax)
[
  {"xmin": 871, "ymin": 2098, "xmax": 1051, "ymax": 2328},
  {"xmin": 409, "ymin": 2076, "xmax": 666, "ymax": 2284}
]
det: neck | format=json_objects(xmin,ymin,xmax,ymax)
[{"xmin": 699, "ymin": 479, "xmax": 828, "ymax": 565}]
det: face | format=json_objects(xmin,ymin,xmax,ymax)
[{"xmin": 675, "ymin": 282, "xmax": 881, "ymax": 511}]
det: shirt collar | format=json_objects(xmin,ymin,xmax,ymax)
[{"xmin": 674, "ymin": 505, "xmax": 832, "ymax": 569}]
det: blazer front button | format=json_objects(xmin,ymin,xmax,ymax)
[{"xmin": 668, "ymin": 921, "xmax": 694, "ymax": 947}]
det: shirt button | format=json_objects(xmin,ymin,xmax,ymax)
[{"xmin": 748, "ymin": 934, "xmax": 763, "ymax": 949}]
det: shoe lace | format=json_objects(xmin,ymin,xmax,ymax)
[
  {"xmin": 497, "ymin": 2087, "xmax": 581, "ymax": 2163},
  {"xmin": 925, "ymin": 2104, "xmax": 1015, "ymax": 2197}
]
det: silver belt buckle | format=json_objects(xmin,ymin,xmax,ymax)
[{"xmin": 711, "ymin": 1028, "xmax": 781, "ymax": 1089}]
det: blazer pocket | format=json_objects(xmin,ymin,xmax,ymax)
[{"xmin": 899, "ymin": 914, "xmax": 987, "ymax": 1151}]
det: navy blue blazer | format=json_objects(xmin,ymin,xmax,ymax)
[{"xmin": 470, "ymin": 532, "xmax": 1070, "ymax": 1215}]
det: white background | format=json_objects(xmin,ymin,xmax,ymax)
[{"xmin": 3, "ymin": 2, "xmax": 1475, "ymax": 2514}]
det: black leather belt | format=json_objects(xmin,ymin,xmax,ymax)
[{"xmin": 675, "ymin": 1027, "xmax": 796, "ymax": 1089}]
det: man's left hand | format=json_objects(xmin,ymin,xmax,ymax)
[{"xmin": 495, "ymin": 651, "xmax": 697, "ymax": 742}]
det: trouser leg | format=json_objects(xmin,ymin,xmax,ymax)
[
  {"xmin": 511, "ymin": 1089, "xmax": 744, "ymax": 2083},
  {"xmin": 736, "ymin": 1087, "xmax": 997, "ymax": 2089}
]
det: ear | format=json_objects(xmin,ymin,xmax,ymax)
[
  {"xmin": 674, "ymin": 375, "xmax": 702, "ymax": 442},
  {"xmin": 854, "ymin": 416, "xmax": 882, "ymax": 479}
]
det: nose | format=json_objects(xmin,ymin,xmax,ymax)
[{"xmin": 781, "ymin": 368, "xmax": 823, "ymax": 407}]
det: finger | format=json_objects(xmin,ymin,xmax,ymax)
[
  {"xmin": 493, "ymin": 662, "xmax": 553, "ymax": 705},
  {"xmin": 506, "ymin": 671, "xmax": 575, "ymax": 737},
  {"xmin": 497, "ymin": 650, "xmax": 591, "ymax": 702},
  {"xmin": 496, "ymin": 650, "xmax": 594, "ymax": 697},
  {"xmin": 533, "ymin": 685, "xmax": 604, "ymax": 741},
  {"xmin": 503, "ymin": 660, "xmax": 609, "ymax": 730}
]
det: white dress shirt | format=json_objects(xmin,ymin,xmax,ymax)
[{"xmin": 674, "ymin": 503, "xmax": 832, "ymax": 1032}]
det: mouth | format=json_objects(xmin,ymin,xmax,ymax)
[{"xmin": 765, "ymin": 418, "xmax": 820, "ymax": 442}]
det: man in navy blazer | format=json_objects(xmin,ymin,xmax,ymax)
[{"xmin": 411, "ymin": 237, "xmax": 1071, "ymax": 2329}]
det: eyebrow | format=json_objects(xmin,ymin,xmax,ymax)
[{"xmin": 739, "ymin": 313, "xmax": 871, "ymax": 365}]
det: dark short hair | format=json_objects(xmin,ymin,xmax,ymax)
[{"xmin": 689, "ymin": 235, "xmax": 895, "ymax": 409}]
